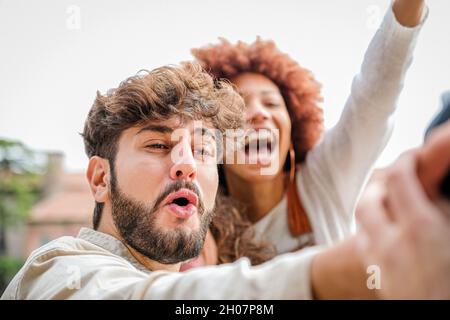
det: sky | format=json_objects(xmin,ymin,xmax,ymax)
[{"xmin": 1, "ymin": 0, "xmax": 449, "ymax": 172}]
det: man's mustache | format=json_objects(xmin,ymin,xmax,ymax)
[{"xmin": 152, "ymin": 180, "xmax": 205, "ymax": 214}]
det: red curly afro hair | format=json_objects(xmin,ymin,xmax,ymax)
[{"xmin": 192, "ymin": 37, "xmax": 324, "ymax": 164}]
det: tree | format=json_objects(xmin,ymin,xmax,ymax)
[
  {"xmin": 0, "ymin": 138, "xmax": 46, "ymax": 294},
  {"xmin": 0, "ymin": 138, "xmax": 44, "ymax": 256}
]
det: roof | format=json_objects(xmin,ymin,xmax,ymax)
[{"xmin": 29, "ymin": 172, "xmax": 93, "ymax": 224}]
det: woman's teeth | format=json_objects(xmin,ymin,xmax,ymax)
[{"xmin": 244, "ymin": 139, "xmax": 273, "ymax": 154}]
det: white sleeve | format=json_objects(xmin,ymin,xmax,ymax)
[
  {"xmin": 12, "ymin": 247, "xmax": 322, "ymax": 300},
  {"xmin": 300, "ymin": 4, "xmax": 428, "ymax": 225}
]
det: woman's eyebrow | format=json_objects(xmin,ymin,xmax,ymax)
[
  {"xmin": 238, "ymin": 89, "xmax": 279, "ymax": 97},
  {"xmin": 193, "ymin": 127, "xmax": 216, "ymax": 141},
  {"xmin": 260, "ymin": 90, "xmax": 280, "ymax": 96}
]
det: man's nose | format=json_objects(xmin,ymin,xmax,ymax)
[
  {"xmin": 169, "ymin": 141, "xmax": 197, "ymax": 181},
  {"xmin": 246, "ymin": 100, "xmax": 270, "ymax": 124}
]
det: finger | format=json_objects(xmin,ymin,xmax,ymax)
[
  {"xmin": 354, "ymin": 229, "xmax": 375, "ymax": 266},
  {"xmin": 356, "ymin": 182, "xmax": 392, "ymax": 240},
  {"xmin": 356, "ymin": 203, "xmax": 397, "ymax": 270},
  {"xmin": 385, "ymin": 151, "xmax": 436, "ymax": 224}
]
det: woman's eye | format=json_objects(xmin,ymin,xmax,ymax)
[
  {"xmin": 194, "ymin": 148, "xmax": 212, "ymax": 157},
  {"xmin": 265, "ymin": 101, "xmax": 280, "ymax": 108}
]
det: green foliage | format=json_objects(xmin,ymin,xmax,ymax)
[
  {"xmin": 0, "ymin": 138, "xmax": 45, "ymax": 294},
  {"xmin": 0, "ymin": 255, "xmax": 24, "ymax": 295},
  {"xmin": 0, "ymin": 138, "xmax": 44, "ymax": 225},
  {"xmin": 0, "ymin": 171, "xmax": 42, "ymax": 225}
]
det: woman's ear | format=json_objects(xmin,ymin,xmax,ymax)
[{"xmin": 86, "ymin": 156, "xmax": 111, "ymax": 203}]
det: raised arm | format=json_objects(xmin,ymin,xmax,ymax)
[{"xmin": 300, "ymin": 1, "xmax": 428, "ymax": 238}]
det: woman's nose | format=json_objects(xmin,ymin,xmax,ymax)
[{"xmin": 246, "ymin": 100, "xmax": 270, "ymax": 124}]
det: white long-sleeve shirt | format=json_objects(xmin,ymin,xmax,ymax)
[
  {"xmin": 2, "ymin": 4, "xmax": 427, "ymax": 300},
  {"xmin": 253, "ymin": 4, "xmax": 427, "ymax": 253}
]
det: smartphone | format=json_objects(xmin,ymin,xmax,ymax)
[{"xmin": 441, "ymin": 171, "xmax": 450, "ymax": 200}]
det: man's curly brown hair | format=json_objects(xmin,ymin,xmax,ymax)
[
  {"xmin": 82, "ymin": 62, "xmax": 276, "ymax": 265},
  {"xmin": 192, "ymin": 37, "xmax": 324, "ymax": 163},
  {"xmin": 82, "ymin": 62, "xmax": 244, "ymax": 229}
]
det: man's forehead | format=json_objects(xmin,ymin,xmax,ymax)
[{"xmin": 134, "ymin": 118, "xmax": 217, "ymax": 135}]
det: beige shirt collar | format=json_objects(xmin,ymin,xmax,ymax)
[{"xmin": 77, "ymin": 227, "xmax": 151, "ymax": 274}]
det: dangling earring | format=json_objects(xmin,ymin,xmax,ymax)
[
  {"xmin": 286, "ymin": 143, "xmax": 312, "ymax": 237},
  {"xmin": 289, "ymin": 143, "xmax": 296, "ymax": 184}
]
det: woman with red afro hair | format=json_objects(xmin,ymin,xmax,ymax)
[{"xmin": 190, "ymin": 1, "xmax": 428, "ymax": 261}]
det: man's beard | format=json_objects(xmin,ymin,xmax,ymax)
[{"xmin": 110, "ymin": 169, "xmax": 215, "ymax": 265}]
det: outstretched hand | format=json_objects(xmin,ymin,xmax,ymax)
[{"xmin": 356, "ymin": 121, "xmax": 450, "ymax": 299}]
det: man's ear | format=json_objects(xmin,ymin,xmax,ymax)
[{"xmin": 86, "ymin": 156, "xmax": 111, "ymax": 203}]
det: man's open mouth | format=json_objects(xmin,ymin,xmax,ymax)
[{"xmin": 162, "ymin": 189, "xmax": 199, "ymax": 219}]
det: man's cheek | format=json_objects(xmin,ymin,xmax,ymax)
[{"xmin": 197, "ymin": 165, "xmax": 219, "ymax": 206}]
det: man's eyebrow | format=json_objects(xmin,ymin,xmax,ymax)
[{"xmin": 136, "ymin": 125, "xmax": 173, "ymax": 135}]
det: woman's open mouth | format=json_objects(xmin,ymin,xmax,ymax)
[
  {"xmin": 242, "ymin": 129, "xmax": 277, "ymax": 164},
  {"xmin": 162, "ymin": 189, "xmax": 199, "ymax": 219}
]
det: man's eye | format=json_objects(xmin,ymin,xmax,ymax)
[{"xmin": 146, "ymin": 143, "xmax": 169, "ymax": 150}]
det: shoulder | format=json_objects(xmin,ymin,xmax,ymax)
[
  {"xmin": 25, "ymin": 235, "xmax": 111, "ymax": 263},
  {"xmin": 5, "ymin": 236, "xmax": 129, "ymax": 299}
]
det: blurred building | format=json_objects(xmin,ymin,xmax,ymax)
[{"xmin": 22, "ymin": 153, "xmax": 92, "ymax": 258}]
